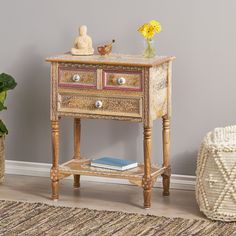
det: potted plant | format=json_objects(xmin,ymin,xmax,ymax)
[{"xmin": 0, "ymin": 73, "xmax": 17, "ymax": 183}]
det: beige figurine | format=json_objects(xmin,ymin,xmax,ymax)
[{"xmin": 71, "ymin": 25, "xmax": 94, "ymax": 56}]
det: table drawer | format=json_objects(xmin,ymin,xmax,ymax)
[
  {"xmin": 58, "ymin": 67, "xmax": 97, "ymax": 89},
  {"xmin": 58, "ymin": 94, "xmax": 142, "ymax": 118},
  {"xmin": 102, "ymin": 69, "xmax": 143, "ymax": 91}
]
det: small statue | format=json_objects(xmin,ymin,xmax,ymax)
[{"xmin": 71, "ymin": 25, "xmax": 94, "ymax": 56}]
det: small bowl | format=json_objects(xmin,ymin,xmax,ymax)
[
  {"xmin": 97, "ymin": 46, "xmax": 112, "ymax": 56},
  {"xmin": 97, "ymin": 40, "xmax": 115, "ymax": 56}
]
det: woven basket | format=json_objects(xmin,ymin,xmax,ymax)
[
  {"xmin": 196, "ymin": 125, "xmax": 236, "ymax": 222},
  {"xmin": 0, "ymin": 136, "xmax": 5, "ymax": 183}
]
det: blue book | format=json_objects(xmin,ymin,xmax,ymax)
[{"xmin": 91, "ymin": 157, "xmax": 138, "ymax": 171}]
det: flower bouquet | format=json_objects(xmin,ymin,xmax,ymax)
[{"xmin": 138, "ymin": 20, "xmax": 162, "ymax": 58}]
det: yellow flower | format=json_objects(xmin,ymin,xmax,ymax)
[
  {"xmin": 149, "ymin": 20, "xmax": 162, "ymax": 33},
  {"xmin": 138, "ymin": 23, "xmax": 149, "ymax": 34},
  {"xmin": 138, "ymin": 23, "xmax": 155, "ymax": 39},
  {"xmin": 138, "ymin": 20, "xmax": 162, "ymax": 39},
  {"xmin": 143, "ymin": 26, "xmax": 155, "ymax": 39}
]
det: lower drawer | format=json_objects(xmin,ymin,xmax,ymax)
[{"xmin": 58, "ymin": 94, "xmax": 142, "ymax": 118}]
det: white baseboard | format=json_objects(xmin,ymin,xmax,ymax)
[{"xmin": 5, "ymin": 160, "xmax": 196, "ymax": 191}]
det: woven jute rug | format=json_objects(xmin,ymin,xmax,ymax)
[{"xmin": 0, "ymin": 200, "xmax": 235, "ymax": 236}]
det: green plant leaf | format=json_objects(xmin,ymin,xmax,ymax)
[
  {"xmin": 0, "ymin": 120, "xmax": 8, "ymax": 136},
  {"xmin": 0, "ymin": 91, "xmax": 6, "ymax": 104},
  {"xmin": 0, "ymin": 101, "xmax": 7, "ymax": 111},
  {"xmin": 0, "ymin": 73, "xmax": 17, "ymax": 93}
]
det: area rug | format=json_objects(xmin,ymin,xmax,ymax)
[{"xmin": 0, "ymin": 200, "xmax": 235, "ymax": 236}]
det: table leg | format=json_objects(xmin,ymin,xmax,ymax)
[
  {"xmin": 143, "ymin": 126, "xmax": 152, "ymax": 209},
  {"xmin": 73, "ymin": 118, "xmax": 81, "ymax": 188},
  {"xmin": 162, "ymin": 115, "xmax": 171, "ymax": 196},
  {"xmin": 51, "ymin": 119, "xmax": 59, "ymax": 200}
]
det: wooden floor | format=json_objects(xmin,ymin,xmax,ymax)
[{"xmin": 0, "ymin": 175, "xmax": 204, "ymax": 219}]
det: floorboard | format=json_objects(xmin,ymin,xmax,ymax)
[{"xmin": 0, "ymin": 174, "xmax": 203, "ymax": 219}]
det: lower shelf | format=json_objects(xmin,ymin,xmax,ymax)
[{"xmin": 58, "ymin": 159, "xmax": 166, "ymax": 187}]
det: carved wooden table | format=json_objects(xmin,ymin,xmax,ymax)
[{"xmin": 46, "ymin": 54, "xmax": 175, "ymax": 208}]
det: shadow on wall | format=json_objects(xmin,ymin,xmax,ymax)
[
  {"xmin": 172, "ymin": 150, "xmax": 198, "ymax": 176},
  {"xmin": 6, "ymin": 46, "xmax": 51, "ymax": 163}
]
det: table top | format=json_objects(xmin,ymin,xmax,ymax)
[{"xmin": 46, "ymin": 53, "xmax": 175, "ymax": 67}]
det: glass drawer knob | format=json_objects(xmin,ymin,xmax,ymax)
[
  {"xmin": 72, "ymin": 74, "xmax": 81, "ymax": 82},
  {"xmin": 117, "ymin": 77, "xmax": 126, "ymax": 85},
  {"xmin": 95, "ymin": 100, "xmax": 103, "ymax": 108}
]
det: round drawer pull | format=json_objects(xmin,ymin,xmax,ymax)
[
  {"xmin": 72, "ymin": 74, "xmax": 81, "ymax": 82},
  {"xmin": 95, "ymin": 100, "xmax": 103, "ymax": 109},
  {"xmin": 117, "ymin": 77, "xmax": 126, "ymax": 85}
]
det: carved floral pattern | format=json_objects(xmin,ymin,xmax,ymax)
[
  {"xmin": 59, "ymin": 95, "xmax": 141, "ymax": 116},
  {"xmin": 59, "ymin": 69, "xmax": 96, "ymax": 85},
  {"xmin": 142, "ymin": 176, "xmax": 153, "ymax": 189},
  {"xmin": 58, "ymin": 62, "xmax": 143, "ymax": 72},
  {"xmin": 162, "ymin": 165, "xmax": 171, "ymax": 177},
  {"xmin": 50, "ymin": 168, "xmax": 59, "ymax": 181},
  {"xmin": 150, "ymin": 63, "xmax": 168, "ymax": 119},
  {"xmin": 105, "ymin": 72, "xmax": 141, "ymax": 89},
  {"xmin": 48, "ymin": 55, "xmax": 174, "ymax": 208}
]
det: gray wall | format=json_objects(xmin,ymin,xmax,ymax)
[{"xmin": 0, "ymin": 0, "xmax": 235, "ymax": 175}]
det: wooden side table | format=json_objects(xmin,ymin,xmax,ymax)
[{"xmin": 46, "ymin": 54, "xmax": 175, "ymax": 208}]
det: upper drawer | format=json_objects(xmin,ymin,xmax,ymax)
[
  {"xmin": 58, "ymin": 66, "xmax": 97, "ymax": 89},
  {"xmin": 102, "ymin": 69, "xmax": 143, "ymax": 91}
]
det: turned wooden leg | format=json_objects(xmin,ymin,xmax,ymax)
[
  {"xmin": 51, "ymin": 120, "xmax": 59, "ymax": 200},
  {"xmin": 143, "ymin": 126, "xmax": 152, "ymax": 209},
  {"xmin": 162, "ymin": 115, "xmax": 171, "ymax": 196},
  {"xmin": 73, "ymin": 118, "xmax": 81, "ymax": 188}
]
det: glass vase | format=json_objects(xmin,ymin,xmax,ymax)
[{"xmin": 143, "ymin": 39, "xmax": 156, "ymax": 58}]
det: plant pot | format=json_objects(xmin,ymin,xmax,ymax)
[{"xmin": 0, "ymin": 136, "xmax": 5, "ymax": 183}]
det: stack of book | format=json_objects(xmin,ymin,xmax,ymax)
[{"xmin": 91, "ymin": 157, "xmax": 138, "ymax": 171}]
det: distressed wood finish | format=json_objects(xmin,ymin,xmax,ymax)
[
  {"xmin": 73, "ymin": 118, "xmax": 81, "ymax": 188},
  {"xmin": 58, "ymin": 67, "xmax": 97, "ymax": 89},
  {"xmin": 162, "ymin": 62, "xmax": 172, "ymax": 196},
  {"xmin": 46, "ymin": 53, "xmax": 175, "ymax": 67},
  {"xmin": 143, "ymin": 126, "xmax": 152, "ymax": 208},
  {"xmin": 149, "ymin": 63, "xmax": 168, "ymax": 119},
  {"xmin": 50, "ymin": 63, "xmax": 58, "ymax": 121},
  {"xmin": 58, "ymin": 93, "xmax": 142, "ymax": 118},
  {"xmin": 50, "ymin": 120, "xmax": 59, "ymax": 200},
  {"xmin": 59, "ymin": 159, "xmax": 165, "ymax": 184},
  {"xmin": 162, "ymin": 116, "xmax": 171, "ymax": 196},
  {"xmin": 47, "ymin": 53, "xmax": 175, "ymax": 208},
  {"xmin": 103, "ymin": 69, "xmax": 143, "ymax": 91}
]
